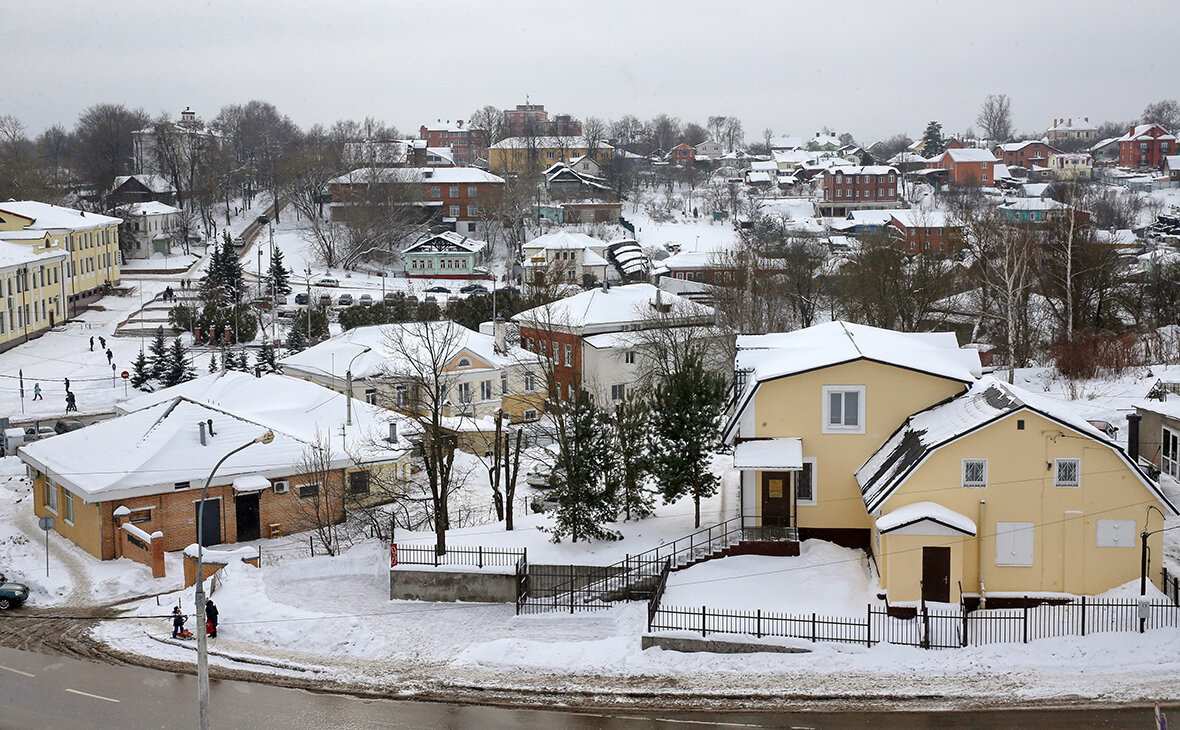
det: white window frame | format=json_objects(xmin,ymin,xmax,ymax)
[
  {"xmin": 1163, "ymin": 426, "xmax": 1179, "ymax": 479},
  {"xmin": 611, "ymin": 383, "xmax": 625, "ymax": 401},
  {"xmin": 457, "ymin": 382, "xmax": 472, "ymax": 403},
  {"xmin": 962, "ymin": 458, "xmax": 988, "ymax": 488},
  {"xmin": 44, "ymin": 480, "xmax": 58, "ymax": 513},
  {"xmin": 524, "ymin": 373, "xmax": 536, "ymax": 391},
  {"xmin": 795, "ymin": 458, "xmax": 818, "ymax": 506},
  {"xmin": 821, "ymin": 385, "xmax": 865, "ymax": 434},
  {"xmin": 995, "ymin": 521, "xmax": 1035, "ymax": 567},
  {"xmin": 1054, "ymin": 458, "xmax": 1081, "ymax": 488},
  {"xmin": 63, "ymin": 490, "xmax": 74, "ymax": 524},
  {"xmin": 524, "ymin": 409, "xmax": 538, "ymax": 421}
]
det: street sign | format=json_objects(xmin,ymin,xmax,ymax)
[
  {"xmin": 121, "ymin": 371, "xmax": 129, "ymax": 380},
  {"xmin": 38, "ymin": 515, "xmax": 54, "ymax": 531},
  {"xmin": 38, "ymin": 514, "xmax": 53, "ymax": 577}
]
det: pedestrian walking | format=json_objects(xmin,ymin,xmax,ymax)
[
  {"xmin": 89, "ymin": 336, "xmax": 94, "ymax": 351},
  {"xmin": 171, "ymin": 606, "xmax": 185, "ymax": 638},
  {"xmin": 32, "ymin": 383, "xmax": 42, "ymax": 401},
  {"xmin": 63, "ymin": 377, "xmax": 70, "ymax": 392},
  {"xmin": 99, "ymin": 336, "xmax": 106, "ymax": 350},
  {"xmin": 106, "ymin": 349, "xmax": 113, "ymax": 364},
  {"xmin": 65, "ymin": 391, "xmax": 76, "ymax": 413},
  {"xmin": 205, "ymin": 599, "xmax": 218, "ymax": 638}
]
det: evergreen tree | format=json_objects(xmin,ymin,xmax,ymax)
[
  {"xmin": 257, "ymin": 341, "xmax": 280, "ymax": 373},
  {"xmin": 921, "ymin": 121, "xmax": 946, "ymax": 157},
  {"xmin": 286, "ymin": 324, "xmax": 308, "ymax": 353},
  {"xmin": 130, "ymin": 349, "xmax": 151, "ymax": 390},
  {"xmin": 649, "ymin": 353, "xmax": 728, "ymax": 528},
  {"xmin": 547, "ymin": 391, "xmax": 619, "ymax": 543},
  {"xmin": 163, "ymin": 338, "xmax": 189, "ymax": 387},
  {"xmin": 607, "ymin": 394, "xmax": 655, "ymax": 521},
  {"xmin": 146, "ymin": 327, "xmax": 169, "ymax": 381},
  {"xmin": 208, "ymin": 353, "xmax": 218, "ymax": 373},
  {"xmin": 265, "ymin": 246, "xmax": 292, "ymax": 297},
  {"xmin": 237, "ymin": 349, "xmax": 251, "ymax": 372}
]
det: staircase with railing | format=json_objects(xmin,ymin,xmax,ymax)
[{"xmin": 517, "ymin": 516, "xmax": 798, "ymax": 614}]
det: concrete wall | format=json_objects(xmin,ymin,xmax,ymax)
[{"xmin": 389, "ymin": 568, "xmax": 518, "ymax": 603}]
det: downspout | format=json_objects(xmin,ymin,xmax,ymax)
[{"xmin": 978, "ymin": 499, "xmax": 987, "ymax": 609}]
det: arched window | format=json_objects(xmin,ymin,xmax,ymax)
[{"xmin": 457, "ymin": 357, "xmax": 471, "ymax": 368}]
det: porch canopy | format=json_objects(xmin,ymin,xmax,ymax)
[
  {"xmin": 733, "ymin": 437, "xmax": 803, "ymax": 471},
  {"xmin": 876, "ymin": 501, "xmax": 977, "ymax": 536},
  {"xmin": 231, "ymin": 475, "xmax": 271, "ymax": 493}
]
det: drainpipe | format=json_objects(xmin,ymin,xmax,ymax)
[
  {"xmin": 1126, "ymin": 413, "xmax": 1141, "ymax": 464},
  {"xmin": 978, "ymin": 499, "xmax": 987, "ymax": 609}
]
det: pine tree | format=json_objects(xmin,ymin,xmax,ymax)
[
  {"xmin": 547, "ymin": 391, "xmax": 619, "ymax": 543},
  {"xmin": 257, "ymin": 341, "xmax": 280, "ymax": 373},
  {"xmin": 286, "ymin": 325, "xmax": 307, "ymax": 353},
  {"xmin": 163, "ymin": 338, "xmax": 189, "ymax": 387},
  {"xmin": 208, "ymin": 353, "xmax": 218, "ymax": 373},
  {"xmin": 608, "ymin": 393, "xmax": 655, "ymax": 521},
  {"xmin": 649, "ymin": 353, "xmax": 728, "ymax": 528},
  {"xmin": 238, "ymin": 349, "xmax": 251, "ymax": 372},
  {"xmin": 146, "ymin": 327, "xmax": 169, "ymax": 381},
  {"xmin": 921, "ymin": 121, "xmax": 946, "ymax": 158},
  {"xmin": 130, "ymin": 349, "xmax": 151, "ymax": 390},
  {"xmin": 265, "ymin": 247, "xmax": 292, "ymax": 297}
]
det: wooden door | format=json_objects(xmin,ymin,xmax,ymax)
[
  {"xmin": 235, "ymin": 493, "xmax": 261, "ymax": 542},
  {"xmin": 761, "ymin": 471, "xmax": 791, "ymax": 527},
  {"xmin": 922, "ymin": 546, "xmax": 951, "ymax": 603}
]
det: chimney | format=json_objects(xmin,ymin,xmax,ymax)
[
  {"xmin": 493, "ymin": 316, "xmax": 507, "ymax": 354},
  {"xmin": 207, "ymin": 418, "xmax": 216, "ymax": 437},
  {"xmin": 198, "ymin": 421, "xmax": 206, "ymax": 446},
  {"xmin": 387, "ymin": 421, "xmax": 398, "ymax": 443},
  {"xmin": 1127, "ymin": 413, "xmax": 1141, "ymax": 463}
]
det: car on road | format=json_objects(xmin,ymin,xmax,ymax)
[
  {"xmin": 425, "ymin": 286, "xmax": 449, "ymax": 294},
  {"xmin": 318, "ymin": 294, "xmax": 333, "ymax": 307},
  {"xmin": 294, "ymin": 292, "xmax": 309, "ymax": 305},
  {"xmin": 460, "ymin": 283, "xmax": 489, "ymax": 294},
  {"xmin": 0, "ymin": 575, "xmax": 29, "ymax": 610},
  {"xmin": 337, "ymin": 293, "xmax": 354, "ymax": 307},
  {"xmin": 359, "ymin": 293, "xmax": 373, "ymax": 307},
  {"xmin": 496, "ymin": 286, "xmax": 520, "ymax": 296},
  {"xmin": 315, "ymin": 277, "xmax": 340, "ymax": 288},
  {"xmin": 23, "ymin": 426, "xmax": 55, "ymax": 441},
  {"xmin": 53, "ymin": 420, "xmax": 84, "ymax": 435},
  {"xmin": 383, "ymin": 292, "xmax": 399, "ymax": 304}
]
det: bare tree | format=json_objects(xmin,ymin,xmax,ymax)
[
  {"xmin": 73, "ymin": 103, "xmax": 150, "ymax": 203},
  {"xmin": 293, "ymin": 433, "xmax": 348, "ymax": 556},
  {"xmin": 0, "ymin": 115, "xmax": 54, "ymax": 201},
  {"xmin": 837, "ymin": 229, "xmax": 957, "ymax": 331},
  {"xmin": 977, "ymin": 94, "xmax": 1014, "ymax": 142},
  {"xmin": 1142, "ymin": 99, "xmax": 1180, "ymax": 131},
  {"xmin": 303, "ymin": 167, "xmax": 426, "ymax": 270}
]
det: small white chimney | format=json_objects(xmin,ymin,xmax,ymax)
[
  {"xmin": 493, "ymin": 316, "xmax": 507, "ymax": 354},
  {"xmin": 387, "ymin": 421, "xmax": 398, "ymax": 443}
]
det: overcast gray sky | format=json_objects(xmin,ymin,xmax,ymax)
[{"xmin": 5, "ymin": 0, "xmax": 1176, "ymax": 142}]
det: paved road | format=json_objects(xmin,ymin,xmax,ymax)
[{"xmin": 0, "ymin": 646, "xmax": 1168, "ymax": 729}]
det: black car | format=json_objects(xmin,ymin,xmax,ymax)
[
  {"xmin": 294, "ymin": 292, "xmax": 309, "ymax": 305},
  {"xmin": 425, "ymin": 286, "xmax": 449, "ymax": 294},
  {"xmin": 460, "ymin": 284, "xmax": 489, "ymax": 294},
  {"xmin": 54, "ymin": 419, "xmax": 84, "ymax": 435},
  {"xmin": 0, "ymin": 574, "xmax": 29, "ymax": 610},
  {"xmin": 495, "ymin": 286, "xmax": 520, "ymax": 295}
]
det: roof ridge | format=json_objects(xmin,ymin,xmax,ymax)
[{"xmin": 838, "ymin": 321, "xmax": 864, "ymax": 357}]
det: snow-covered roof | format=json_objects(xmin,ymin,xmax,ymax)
[
  {"xmin": 845, "ymin": 209, "xmax": 897, "ymax": 225},
  {"xmin": 825, "ymin": 165, "xmax": 899, "ymax": 176},
  {"xmin": 0, "ymin": 201, "xmax": 121, "ymax": 232},
  {"xmin": 855, "ymin": 377, "xmax": 1177, "ymax": 514},
  {"xmin": 770, "ymin": 137, "xmax": 804, "ymax": 150},
  {"xmin": 890, "ymin": 210, "xmax": 953, "ymax": 229},
  {"xmin": 522, "ymin": 231, "xmax": 606, "ymax": 252},
  {"xmin": 279, "ymin": 321, "xmax": 541, "ymax": 382},
  {"xmin": 876, "ymin": 502, "xmax": 977, "ymax": 536},
  {"xmin": 328, "ymin": 167, "xmax": 505, "ymax": 186},
  {"xmin": 488, "ymin": 136, "xmax": 614, "ymax": 150},
  {"xmin": 112, "ymin": 174, "xmax": 175, "ymax": 195},
  {"xmin": 404, "ymin": 231, "xmax": 487, "ymax": 254},
  {"xmin": 888, "ymin": 152, "xmax": 927, "ymax": 165},
  {"xmin": 0, "ymin": 239, "xmax": 68, "ymax": 270},
  {"xmin": 1048, "ymin": 118, "xmax": 1096, "ymax": 133},
  {"xmin": 513, "ymin": 283, "xmax": 714, "ymax": 334},
  {"xmin": 1117, "ymin": 124, "xmax": 1176, "ymax": 142},
  {"xmin": 118, "ymin": 201, "xmax": 182, "ymax": 217},
  {"xmin": 996, "ymin": 140, "xmax": 1055, "ymax": 153},
  {"xmin": 1165, "ymin": 155, "xmax": 1180, "ymax": 169},
  {"xmin": 940, "ymin": 148, "xmax": 999, "ymax": 163},
  {"xmin": 733, "ymin": 438, "xmax": 803, "ymax": 470},
  {"xmin": 745, "ymin": 171, "xmax": 773, "ymax": 184}
]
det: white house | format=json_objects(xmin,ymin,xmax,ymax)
[{"xmin": 117, "ymin": 201, "xmax": 183, "ymax": 259}]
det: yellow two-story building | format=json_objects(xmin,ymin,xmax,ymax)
[
  {"xmin": 0, "ymin": 232, "xmax": 70, "ymax": 353},
  {"xmin": 488, "ymin": 136, "xmax": 615, "ymax": 175}
]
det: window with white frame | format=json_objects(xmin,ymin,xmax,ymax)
[
  {"xmin": 524, "ymin": 373, "xmax": 536, "ymax": 391},
  {"xmin": 962, "ymin": 458, "xmax": 987, "ymax": 488},
  {"xmin": 501, "ymin": 373, "xmax": 508, "ymax": 395},
  {"xmin": 449, "ymin": 205, "xmax": 460, "ymax": 217},
  {"xmin": 1163, "ymin": 427, "xmax": 1179, "ymax": 479},
  {"xmin": 611, "ymin": 383, "xmax": 625, "ymax": 401},
  {"xmin": 480, "ymin": 379, "xmax": 493, "ymax": 401},
  {"xmin": 795, "ymin": 459, "xmax": 817, "ymax": 505},
  {"xmin": 564, "ymin": 344, "xmax": 572, "ymax": 366},
  {"xmin": 822, "ymin": 385, "xmax": 865, "ymax": 433},
  {"xmin": 524, "ymin": 409, "xmax": 538, "ymax": 421},
  {"xmin": 624, "ymin": 350, "xmax": 635, "ymax": 364},
  {"xmin": 364, "ymin": 388, "xmax": 377, "ymax": 405},
  {"xmin": 44, "ymin": 481, "xmax": 58, "ymax": 512},
  {"xmin": 63, "ymin": 490, "xmax": 74, "ymax": 523},
  {"xmin": 1055, "ymin": 458, "xmax": 1080, "ymax": 488},
  {"xmin": 395, "ymin": 385, "xmax": 408, "ymax": 407},
  {"xmin": 995, "ymin": 522, "xmax": 1034, "ymax": 566},
  {"xmin": 457, "ymin": 382, "xmax": 472, "ymax": 403}
]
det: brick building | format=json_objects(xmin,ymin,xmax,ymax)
[
  {"xmin": 888, "ymin": 210, "xmax": 962, "ymax": 253},
  {"xmin": 418, "ymin": 120, "xmax": 489, "ymax": 166},
  {"xmin": 19, "ymin": 372, "xmax": 412, "ymax": 561},
  {"xmin": 821, "ymin": 165, "xmax": 901, "ymax": 210},
  {"xmin": 504, "ymin": 103, "xmax": 582, "ymax": 138},
  {"xmin": 1118, "ymin": 123, "xmax": 1176, "ymax": 169},
  {"xmin": 668, "ymin": 143, "xmax": 696, "ymax": 166},
  {"xmin": 328, "ymin": 167, "xmax": 505, "ymax": 234},
  {"xmin": 927, "ymin": 148, "xmax": 1000, "ymax": 186},
  {"xmin": 994, "ymin": 141, "xmax": 1059, "ymax": 170}
]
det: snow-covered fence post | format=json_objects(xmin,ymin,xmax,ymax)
[
  {"xmin": 867, "ymin": 605, "xmax": 873, "ymax": 647},
  {"xmin": 1081, "ymin": 596, "xmax": 1086, "ymax": 636},
  {"xmin": 701, "ymin": 605, "xmax": 707, "ymax": 637},
  {"xmin": 811, "ymin": 612, "xmax": 817, "ymax": 643},
  {"xmin": 756, "ymin": 609, "xmax": 762, "ymax": 639}
]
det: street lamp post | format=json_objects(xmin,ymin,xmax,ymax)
[
  {"xmin": 194, "ymin": 430, "xmax": 274, "ymax": 730},
  {"xmin": 345, "ymin": 346, "xmax": 373, "ymax": 426}
]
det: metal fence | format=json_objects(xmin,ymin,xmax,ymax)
[
  {"xmin": 391, "ymin": 543, "xmax": 526, "ymax": 569},
  {"xmin": 1163, "ymin": 567, "xmax": 1180, "ymax": 606},
  {"xmin": 649, "ymin": 597, "xmax": 1180, "ymax": 650}
]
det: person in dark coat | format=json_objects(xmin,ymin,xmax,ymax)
[
  {"xmin": 171, "ymin": 606, "xmax": 186, "ymax": 638},
  {"xmin": 99, "ymin": 337, "xmax": 106, "ymax": 349},
  {"xmin": 63, "ymin": 377, "xmax": 70, "ymax": 391},
  {"xmin": 205, "ymin": 599, "xmax": 218, "ymax": 638},
  {"xmin": 32, "ymin": 384, "xmax": 42, "ymax": 401},
  {"xmin": 106, "ymin": 349, "xmax": 113, "ymax": 364},
  {"xmin": 89, "ymin": 336, "xmax": 94, "ymax": 351},
  {"xmin": 65, "ymin": 391, "xmax": 77, "ymax": 413}
]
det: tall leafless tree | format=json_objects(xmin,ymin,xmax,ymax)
[{"xmin": 976, "ymin": 94, "xmax": 1014, "ymax": 143}]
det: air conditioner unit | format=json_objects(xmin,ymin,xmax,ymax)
[{"xmin": 272, "ymin": 480, "xmax": 289, "ymax": 494}]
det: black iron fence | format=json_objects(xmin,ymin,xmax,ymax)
[
  {"xmin": 649, "ymin": 596, "xmax": 1180, "ymax": 650},
  {"xmin": 1163, "ymin": 567, "xmax": 1180, "ymax": 606},
  {"xmin": 391, "ymin": 543, "xmax": 526, "ymax": 570}
]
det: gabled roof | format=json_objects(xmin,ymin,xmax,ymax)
[
  {"xmin": 112, "ymin": 174, "xmax": 176, "ymax": 194},
  {"xmin": 996, "ymin": 140, "xmax": 1057, "ymax": 153},
  {"xmin": 855, "ymin": 377, "xmax": 1178, "ymax": 514},
  {"xmin": 404, "ymin": 231, "xmax": 486, "ymax": 254},
  {"xmin": 825, "ymin": 165, "xmax": 899, "ymax": 176},
  {"xmin": 1117, "ymin": 124, "xmax": 1176, "ymax": 142},
  {"xmin": 512, "ymin": 283, "xmax": 714, "ymax": 333},
  {"xmin": 940, "ymin": 148, "xmax": 999, "ymax": 163},
  {"xmin": 0, "ymin": 201, "xmax": 121, "ymax": 232},
  {"xmin": 117, "ymin": 201, "xmax": 182, "ymax": 216},
  {"xmin": 890, "ymin": 210, "xmax": 953, "ymax": 229},
  {"xmin": 522, "ymin": 231, "xmax": 606, "ymax": 252},
  {"xmin": 328, "ymin": 167, "xmax": 505, "ymax": 185}
]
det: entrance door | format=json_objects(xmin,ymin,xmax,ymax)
[
  {"xmin": 922, "ymin": 546, "xmax": 951, "ymax": 603},
  {"xmin": 760, "ymin": 471, "xmax": 791, "ymax": 527},
  {"xmin": 235, "ymin": 492, "xmax": 261, "ymax": 542},
  {"xmin": 196, "ymin": 500, "xmax": 221, "ymax": 547}
]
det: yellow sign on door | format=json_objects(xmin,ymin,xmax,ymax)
[{"xmin": 768, "ymin": 479, "xmax": 783, "ymax": 498}]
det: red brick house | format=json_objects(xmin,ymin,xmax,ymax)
[
  {"xmin": 889, "ymin": 210, "xmax": 962, "ymax": 253},
  {"xmin": 1118, "ymin": 124, "xmax": 1176, "ymax": 169},
  {"xmin": 822, "ymin": 165, "xmax": 901, "ymax": 204},
  {"xmin": 668, "ymin": 143, "xmax": 696, "ymax": 166},
  {"xmin": 329, "ymin": 167, "xmax": 505, "ymax": 233},
  {"xmin": 418, "ymin": 121, "xmax": 489, "ymax": 166},
  {"xmin": 994, "ymin": 141, "xmax": 1059, "ymax": 170},
  {"xmin": 928, "ymin": 148, "xmax": 999, "ymax": 186}
]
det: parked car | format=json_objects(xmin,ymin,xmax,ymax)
[
  {"xmin": 273, "ymin": 295, "xmax": 288, "ymax": 306},
  {"xmin": 53, "ymin": 420, "xmax": 84, "ymax": 435},
  {"xmin": 315, "ymin": 277, "xmax": 340, "ymax": 288},
  {"xmin": 496, "ymin": 286, "xmax": 520, "ymax": 295},
  {"xmin": 294, "ymin": 292, "xmax": 309, "ymax": 305},
  {"xmin": 460, "ymin": 283, "xmax": 489, "ymax": 294},
  {"xmin": 318, "ymin": 293, "xmax": 333, "ymax": 307},
  {"xmin": 24, "ymin": 426, "xmax": 55, "ymax": 441},
  {"xmin": 358, "ymin": 293, "xmax": 373, "ymax": 307},
  {"xmin": 383, "ymin": 292, "xmax": 399, "ymax": 304},
  {"xmin": 0, "ymin": 575, "xmax": 29, "ymax": 610},
  {"xmin": 530, "ymin": 495, "xmax": 559, "ymax": 514},
  {"xmin": 337, "ymin": 293, "xmax": 354, "ymax": 307},
  {"xmin": 525, "ymin": 464, "xmax": 552, "ymax": 489},
  {"xmin": 425, "ymin": 285, "xmax": 449, "ymax": 294}
]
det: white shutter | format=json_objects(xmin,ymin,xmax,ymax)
[
  {"xmin": 995, "ymin": 522, "xmax": 1034, "ymax": 566},
  {"xmin": 1096, "ymin": 519, "xmax": 1135, "ymax": 548}
]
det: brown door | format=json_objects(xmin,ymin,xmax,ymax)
[
  {"xmin": 761, "ymin": 471, "xmax": 790, "ymax": 527},
  {"xmin": 922, "ymin": 546, "xmax": 951, "ymax": 603}
]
